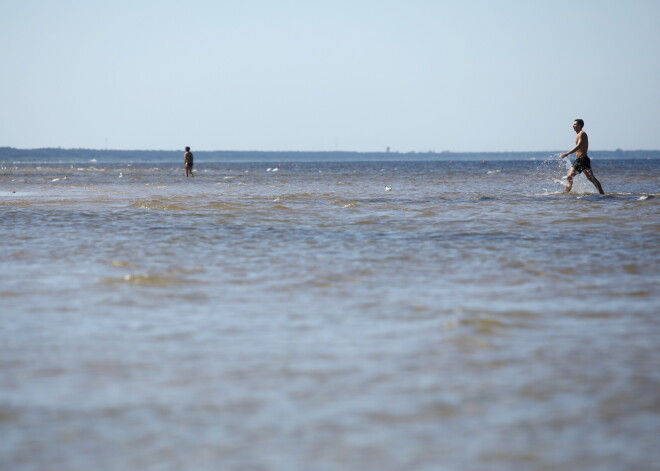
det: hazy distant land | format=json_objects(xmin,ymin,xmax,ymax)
[{"xmin": 1, "ymin": 147, "xmax": 659, "ymax": 163}]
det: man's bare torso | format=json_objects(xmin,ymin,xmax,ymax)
[{"xmin": 575, "ymin": 130, "xmax": 588, "ymax": 158}]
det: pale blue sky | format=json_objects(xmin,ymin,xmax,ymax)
[{"xmin": 1, "ymin": 0, "xmax": 658, "ymax": 152}]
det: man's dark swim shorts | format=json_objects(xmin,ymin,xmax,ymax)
[{"xmin": 572, "ymin": 156, "xmax": 591, "ymax": 174}]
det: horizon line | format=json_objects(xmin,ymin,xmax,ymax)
[{"xmin": 3, "ymin": 146, "xmax": 659, "ymax": 154}]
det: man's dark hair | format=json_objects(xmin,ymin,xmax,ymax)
[
  {"xmin": 574, "ymin": 119, "xmax": 584, "ymax": 128},
  {"xmin": 185, "ymin": 146, "xmax": 190, "ymax": 151}
]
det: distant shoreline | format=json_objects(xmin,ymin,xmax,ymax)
[{"xmin": 1, "ymin": 147, "xmax": 659, "ymax": 163}]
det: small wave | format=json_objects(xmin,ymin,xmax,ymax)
[
  {"xmin": 110, "ymin": 260, "xmax": 142, "ymax": 269},
  {"xmin": 202, "ymin": 202, "xmax": 250, "ymax": 210},
  {"xmin": 470, "ymin": 196, "xmax": 495, "ymax": 201},
  {"xmin": 130, "ymin": 198, "xmax": 187, "ymax": 211},
  {"xmin": 133, "ymin": 203, "xmax": 187, "ymax": 211},
  {"xmin": 99, "ymin": 273, "xmax": 198, "ymax": 287}
]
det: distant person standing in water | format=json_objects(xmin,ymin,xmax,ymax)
[
  {"xmin": 560, "ymin": 119, "xmax": 604, "ymax": 194},
  {"xmin": 184, "ymin": 146, "xmax": 194, "ymax": 177}
]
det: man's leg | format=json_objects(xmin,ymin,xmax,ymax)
[
  {"xmin": 565, "ymin": 167, "xmax": 577, "ymax": 193},
  {"xmin": 584, "ymin": 169, "xmax": 604, "ymax": 194}
]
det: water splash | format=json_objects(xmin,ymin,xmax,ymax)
[
  {"xmin": 532, "ymin": 153, "xmax": 596, "ymax": 195},
  {"xmin": 561, "ymin": 155, "xmax": 595, "ymax": 194},
  {"xmin": 529, "ymin": 153, "xmax": 568, "ymax": 195}
]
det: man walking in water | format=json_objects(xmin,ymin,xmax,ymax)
[
  {"xmin": 560, "ymin": 119, "xmax": 604, "ymax": 194},
  {"xmin": 184, "ymin": 146, "xmax": 194, "ymax": 177}
]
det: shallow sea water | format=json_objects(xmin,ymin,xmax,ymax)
[{"xmin": 1, "ymin": 157, "xmax": 659, "ymax": 470}]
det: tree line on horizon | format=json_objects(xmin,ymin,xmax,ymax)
[{"xmin": 1, "ymin": 146, "xmax": 658, "ymax": 162}]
